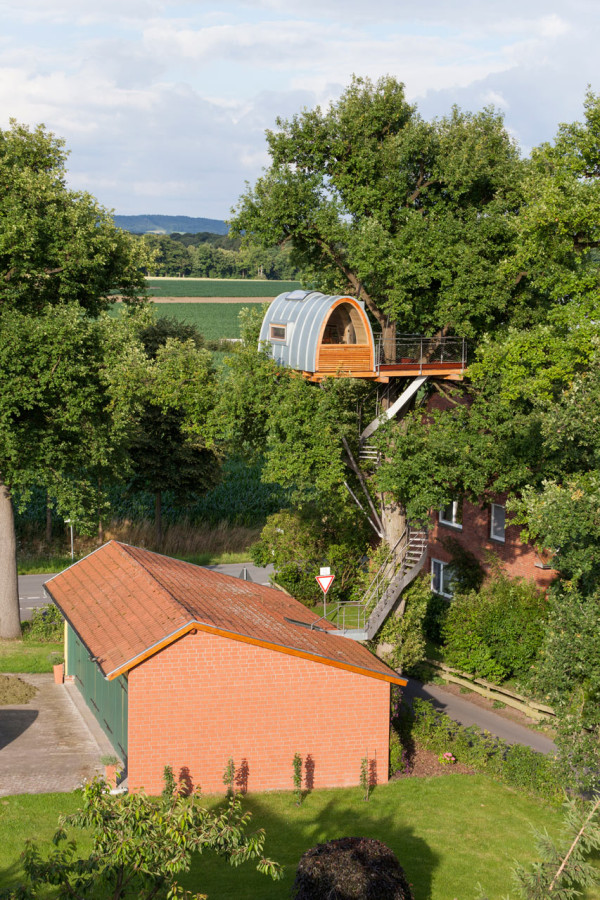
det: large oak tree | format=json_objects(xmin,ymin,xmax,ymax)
[{"xmin": 0, "ymin": 121, "xmax": 147, "ymax": 639}]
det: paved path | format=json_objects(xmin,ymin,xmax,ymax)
[
  {"xmin": 0, "ymin": 674, "xmax": 106, "ymax": 796},
  {"xmin": 402, "ymin": 677, "xmax": 557, "ymax": 754}
]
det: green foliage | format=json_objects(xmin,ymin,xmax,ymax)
[
  {"xmin": 223, "ymin": 758, "xmax": 235, "ymax": 798},
  {"xmin": 231, "ymin": 75, "xmax": 525, "ymax": 340},
  {"xmin": 422, "ymin": 593, "xmax": 450, "ymax": 645},
  {"xmin": 528, "ymin": 582, "xmax": 600, "ymax": 793},
  {"xmin": 374, "ymin": 575, "xmax": 430, "ymax": 674},
  {"xmin": 162, "ymin": 765, "xmax": 176, "ymax": 801},
  {"xmin": 1, "ymin": 775, "xmax": 282, "ymax": 900},
  {"xmin": 141, "ymin": 227, "xmax": 300, "ymax": 279},
  {"xmin": 0, "ymin": 120, "xmax": 148, "ymax": 317},
  {"xmin": 21, "ymin": 605, "xmax": 63, "ymax": 643},
  {"xmin": 478, "ymin": 797, "xmax": 600, "ymax": 900},
  {"xmin": 439, "ymin": 536, "xmax": 484, "ymax": 593},
  {"xmin": 442, "ymin": 572, "xmax": 547, "ymax": 683},
  {"xmin": 0, "ymin": 305, "xmax": 139, "ymax": 532},
  {"xmin": 406, "ymin": 699, "xmax": 564, "ymax": 802},
  {"xmin": 250, "ymin": 505, "xmax": 369, "ymax": 605},
  {"xmin": 512, "ymin": 472, "xmax": 600, "ymax": 593},
  {"xmin": 292, "ymin": 754, "xmax": 303, "ymax": 806},
  {"xmin": 389, "ymin": 730, "xmax": 405, "ymax": 776},
  {"xmin": 359, "ymin": 758, "xmax": 370, "ymax": 803}
]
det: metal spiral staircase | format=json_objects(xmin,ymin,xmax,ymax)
[{"xmin": 313, "ymin": 525, "xmax": 428, "ymax": 641}]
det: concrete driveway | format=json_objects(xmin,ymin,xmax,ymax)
[{"xmin": 0, "ymin": 674, "xmax": 106, "ymax": 796}]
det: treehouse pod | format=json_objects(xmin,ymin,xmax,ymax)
[{"xmin": 259, "ymin": 290, "xmax": 376, "ymax": 379}]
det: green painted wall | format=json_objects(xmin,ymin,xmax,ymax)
[{"xmin": 66, "ymin": 623, "xmax": 128, "ymax": 761}]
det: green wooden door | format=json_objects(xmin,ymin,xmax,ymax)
[{"xmin": 66, "ymin": 624, "xmax": 128, "ymax": 761}]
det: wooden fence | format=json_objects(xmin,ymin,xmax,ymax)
[{"xmin": 425, "ymin": 659, "xmax": 556, "ymax": 722}]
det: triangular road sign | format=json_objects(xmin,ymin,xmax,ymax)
[{"xmin": 316, "ymin": 574, "xmax": 335, "ymax": 596}]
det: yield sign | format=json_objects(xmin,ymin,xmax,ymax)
[{"xmin": 316, "ymin": 573, "xmax": 335, "ymax": 596}]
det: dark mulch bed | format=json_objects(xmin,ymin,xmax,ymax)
[{"xmin": 391, "ymin": 743, "xmax": 474, "ymax": 779}]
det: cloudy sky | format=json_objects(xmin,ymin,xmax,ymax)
[{"xmin": 1, "ymin": 0, "xmax": 597, "ymax": 219}]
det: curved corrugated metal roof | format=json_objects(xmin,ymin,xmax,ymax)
[{"xmin": 259, "ymin": 291, "xmax": 374, "ymax": 373}]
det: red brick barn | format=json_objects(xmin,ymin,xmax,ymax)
[{"xmin": 46, "ymin": 541, "xmax": 404, "ymax": 795}]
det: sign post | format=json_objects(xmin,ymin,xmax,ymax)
[{"xmin": 316, "ymin": 566, "xmax": 335, "ymax": 620}]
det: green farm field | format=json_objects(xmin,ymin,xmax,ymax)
[
  {"xmin": 110, "ymin": 302, "xmax": 249, "ymax": 340},
  {"xmin": 146, "ymin": 278, "xmax": 301, "ymax": 298}
]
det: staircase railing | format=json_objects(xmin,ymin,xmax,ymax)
[
  {"xmin": 315, "ymin": 524, "xmax": 428, "ymax": 639},
  {"xmin": 364, "ymin": 528, "xmax": 428, "ymax": 639}
]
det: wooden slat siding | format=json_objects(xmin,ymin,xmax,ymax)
[{"xmin": 317, "ymin": 345, "xmax": 374, "ymax": 374}]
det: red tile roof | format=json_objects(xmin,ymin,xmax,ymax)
[{"xmin": 45, "ymin": 541, "xmax": 405, "ymax": 686}]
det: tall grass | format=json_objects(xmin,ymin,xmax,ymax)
[
  {"xmin": 103, "ymin": 519, "xmax": 261, "ymax": 559},
  {"xmin": 17, "ymin": 520, "xmax": 261, "ymax": 574}
]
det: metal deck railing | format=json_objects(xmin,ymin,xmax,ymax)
[{"xmin": 374, "ymin": 335, "xmax": 467, "ymax": 370}]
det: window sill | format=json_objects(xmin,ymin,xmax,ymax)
[
  {"xmin": 489, "ymin": 537, "xmax": 505, "ymax": 544},
  {"xmin": 439, "ymin": 521, "xmax": 463, "ymax": 530}
]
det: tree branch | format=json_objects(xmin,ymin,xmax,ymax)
[
  {"xmin": 344, "ymin": 481, "xmax": 383, "ymax": 537},
  {"xmin": 341, "ymin": 435, "xmax": 384, "ymax": 533},
  {"xmin": 549, "ymin": 796, "xmax": 600, "ymax": 892},
  {"xmin": 407, "ymin": 179, "xmax": 436, "ymax": 205},
  {"xmin": 312, "ymin": 234, "xmax": 386, "ymax": 326}
]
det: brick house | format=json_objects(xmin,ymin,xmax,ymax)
[
  {"xmin": 424, "ymin": 389, "xmax": 557, "ymax": 598},
  {"xmin": 427, "ymin": 495, "xmax": 557, "ymax": 599},
  {"xmin": 45, "ymin": 541, "xmax": 404, "ymax": 795}
]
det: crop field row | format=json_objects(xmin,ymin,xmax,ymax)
[
  {"xmin": 110, "ymin": 302, "xmax": 249, "ymax": 340},
  {"xmin": 146, "ymin": 278, "xmax": 301, "ymax": 298}
]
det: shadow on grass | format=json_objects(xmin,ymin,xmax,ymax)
[{"xmin": 183, "ymin": 790, "xmax": 438, "ymax": 900}]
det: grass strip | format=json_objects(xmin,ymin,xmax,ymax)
[{"xmin": 0, "ymin": 641, "xmax": 63, "ymax": 673}]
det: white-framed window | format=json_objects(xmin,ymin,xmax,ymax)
[
  {"xmin": 439, "ymin": 500, "xmax": 462, "ymax": 529},
  {"xmin": 269, "ymin": 323, "xmax": 286, "ymax": 341},
  {"xmin": 431, "ymin": 559, "xmax": 454, "ymax": 598},
  {"xmin": 490, "ymin": 503, "xmax": 506, "ymax": 543}
]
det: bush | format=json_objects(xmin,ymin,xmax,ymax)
[
  {"xmin": 422, "ymin": 592, "xmax": 450, "ymax": 644},
  {"xmin": 406, "ymin": 698, "xmax": 564, "ymax": 801},
  {"xmin": 251, "ymin": 505, "xmax": 369, "ymax": 606},
  {"xmin": 21, "ymin": 604, "xmax": 64, "ymax": 643},
  {"xmin": 442, "ymin": 571, "xmax": 547, "ymax": 682},
  {"xmin": 374, "ymin": 575, "xmax": 430, "ymax": 674},
  {"xmin": 292, "ymin": 837, "xmax": 415, "ymax": 900}
]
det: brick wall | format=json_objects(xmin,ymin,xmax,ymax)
[
  {"xmin": 128, "ymin": 630, "xmax": 390, "ymax": 795},
  {"xmin": 425, "ymin": 390, "xmax": 557, "ymax": 592},
  {"xmin": 427, "ymin": 497, "xmax": 557, "ymax": 590}
]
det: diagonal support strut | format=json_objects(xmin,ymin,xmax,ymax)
[{"xmin": 360, "ymin": 376, "xmax": 428, "ymax": 443}]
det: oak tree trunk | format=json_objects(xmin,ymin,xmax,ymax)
[
  {"xmin": 45, "ymin": 496, "xmax": 52, "ymax": 544},
  {"xmin": 0, "ymin": 480, "xmax": 22, "ymax": 639},
  {"xmin": 381, "ymin": 499, "xmax": 407, "ymax": 549},
  {"xmin": 381, "ymin": 319, "xmax": 397, "ymax": 364}
]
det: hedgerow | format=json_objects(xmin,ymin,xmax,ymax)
[{"xmin": 395, "ymin": 698, "xmax": 564, "ymax": 803}]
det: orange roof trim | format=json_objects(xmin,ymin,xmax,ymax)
[{"xmin": 45, "ymin": 541, "xmax": 406, "ymax": 688}]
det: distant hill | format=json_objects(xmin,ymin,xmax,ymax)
[{"xmin": 113, "ymin": 215, "xmax": 228, "ymax": 235}]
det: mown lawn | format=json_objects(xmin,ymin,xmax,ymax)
[
  {"xmin": 1, "ymin": 778, "xmax": 597, "ymax": 900},
  {"xmin": 0, "ymin": 640, "xmax": 63, "ymax": 673}
]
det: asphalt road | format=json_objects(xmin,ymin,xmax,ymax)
[
  {"xmin": 402, "ymin": 677, "xmax": 557, "ymax": 754},
  {"xmin": 18, "ymin": 561, "xmax": 274, "ymax": 621}
]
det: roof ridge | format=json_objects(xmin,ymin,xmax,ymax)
[{"xmin": 114, "ymin": 542, "xmax": 187, "ymax": 614}]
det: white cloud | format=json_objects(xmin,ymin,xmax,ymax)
[{"xmin": 0, "ymin": 0, "xmax": 598, "ymax": 215}]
